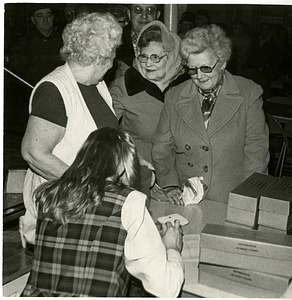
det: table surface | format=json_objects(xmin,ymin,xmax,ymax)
[
  {"xmin": 149, "ymin": 198, "xmax": 292, "ymax": 298},
  {"xmin": 3, "ymin": 199, "xmax": 292, "ymax": 298}
]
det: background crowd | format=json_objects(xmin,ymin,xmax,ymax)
[{"xmin": 5, "ymin": 4, "xmax": 292, "ymax": 90}]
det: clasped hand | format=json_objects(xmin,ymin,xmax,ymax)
[
  {"xmin": 159, "ymin": 220, "xmax": 183, "ymax": 253},
  {"xmin": 163, "ymin": 186, "xmax": 184, "ymax": 206}
]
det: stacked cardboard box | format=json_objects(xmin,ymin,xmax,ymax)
[
  {"xmin": 258, "ymin": 176, "xmax": 292, "ymax": 234},
  {"xmin": 198, "ymin": 223, "xmax": 292, "ymax": 296},
  {"xmin": 225, "ymin": 173, "xmax": 278, "ymax": 229}
]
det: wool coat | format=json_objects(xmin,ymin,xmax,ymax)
[
  {"xmin": 151, "ymin": 71, "xmax": 270, "ymax": 203},
  {"xmin": 110, "ymin": 67, "xmax": 188, "ymax": 163}
]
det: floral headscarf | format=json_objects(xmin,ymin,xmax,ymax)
[{"xmin": 134, "ymin": 20, "xmax": 184, "ymax": 86}]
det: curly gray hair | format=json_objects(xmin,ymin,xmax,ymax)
[
  {"xmin": 180, "ymin": 24, "xmax": 232, "ymax": 63},
  {"xmin": 60, "ymin": 12, "xmax": 122, "ymax": 66}
]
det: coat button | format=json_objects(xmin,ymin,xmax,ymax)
[
  {"xmin": 188, "ymin": 162, "xmax": 194, "ymax": 167},
  {"xmin": 203, "ymin": 165, "xmax": 208, "ymax": 172},
  {"xmin": 185, "ymin": 144, "xmax": 191, "ymax": 150},
  {"xmin": 203, "ymin": 184, "xmax": 208, "ymax": 191},
  {"xmin": 202, "ymin": 145, "xmax": 209, "ymax": 151}
]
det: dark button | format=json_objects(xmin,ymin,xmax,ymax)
[
  {"xmin": 203, "ymin": 184, "xmax": 208, "ymax": 191},
  {"xmin": 188, "ymin": 162, "xmax": 194, "ymax": 167},
  {"xmin": 203, "ymin": 165, "xmax": 208, "ymax": 172},
  {"xmin": 185, "ymin": 144, "xmax": 191, "ymax": 150},
  {"xmin": 202, "ymin": 145, "xmax": 209, "ymax": 151}
]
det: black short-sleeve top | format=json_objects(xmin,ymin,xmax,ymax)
[{"xmin": 31, "ymin": 81, "xmax": 118, "ymax": 129}]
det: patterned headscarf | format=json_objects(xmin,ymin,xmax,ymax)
[{"xmin": 133, "ymin": 21, "xmax": 184, "ymax": 86}]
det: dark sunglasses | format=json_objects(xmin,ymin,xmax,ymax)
[{"xmin": 185, "ymin": 60, "xmax": 218, "ymax": 76}]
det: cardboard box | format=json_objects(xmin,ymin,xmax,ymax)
[
  {"xmin": 224, "ymin": 219, "xmax": 255, "ymax": 228},
  {"xmin": 259, "ymin": 177, "xmax": 292, "ymax": 215},
  {"xmin": 199, "ymin": 247, "xmax": 292, "ymax": 277},
  {"xmin": 199, "ymin": 269, "xmax": 283, "ymax": 298},
  {"xmin": 200, "ymin": 223, "xmax": 292, "ymax": 261},
  {"xmin": 258, "ymin": 211, "xmax": 292, "ymax": 231},
  {"xmin": 200, "ymin": 263, "xmax": 291, "ymax": 293},
  {"xmin": 228, "ymin": 172, "xmax": 278, "ymax": 212},
  {"xmin": 182, "ymin": 234, "xmax": 200, "ymax": 261},
  {"xmin": 199, "ymin": 263, "xmax": 291, "ymax": 293},
  {"xmin": 258, "ymin": 224, "xmax": 292, "ymax": 235},
  {"xmin": 224, "ymin": 220, "xmax": 255, "ymax": 229},
  {"xmin": 226, "ymin": 206, "xmax": 258, "ymax": 228}
]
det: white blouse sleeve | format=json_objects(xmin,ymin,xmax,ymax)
[{"xmin": 121, "ymin": 190, "xmax": 184, "ymax": 298}]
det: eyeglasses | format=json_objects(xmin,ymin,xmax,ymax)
[
  {"xmin": 185, "ymin": 60, "xmax": 218, "ymax": 76},
  {"xmin": 137, "ymin": 53, "xmax": 167, "ymax": 63},
  {"xmin": 131, "ymin": 6, "xmax": 157, "ymax": 16}
]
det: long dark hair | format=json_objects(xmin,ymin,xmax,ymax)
[{"xmin": 35, "ymin": 127, "xmax": 140, "ymax": 225}]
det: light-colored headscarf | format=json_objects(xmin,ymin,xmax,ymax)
[{"xmin": 133, "ymin": 20, "xmax": 184, "ymax": 86}]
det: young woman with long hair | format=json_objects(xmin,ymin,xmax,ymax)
[{"xmin": 21, "ymin": 127, "xmax": 184, "ymax": 297}]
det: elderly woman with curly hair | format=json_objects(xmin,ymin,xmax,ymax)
[
  {"xmin": 21, "ymin": 13, "xmax": 122, "ymax": 253},
  {"xmin": 152, "ymin": 24, "xmax": 269, "ymax": 205}
]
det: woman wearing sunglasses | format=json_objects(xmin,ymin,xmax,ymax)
[
  {"xmin": 110, "ymin": 20, "xmax": 189, "ymax": 198},
  {"xmin": 152, "ymin": 24, "xmax": 269, "ymax": 205}
]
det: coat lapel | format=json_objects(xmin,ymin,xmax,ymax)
[
  {"xmin": 175, "ymin": 72, "xmax": 244, "ymax": 140},
  {"xmin": 175, "ymin": 81, "xmax": 209, "ymax": 142},
  {"xmin": 208, "ymin": 72, "xmax": 244, "ymax": 136}
]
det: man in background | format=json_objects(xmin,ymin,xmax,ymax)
[
  {"xmin": 247, "ymin": 22, "xmax": 280, "ymax": 80},
  {"xmin": 178, "ymin": 11, "xmax": 195, "ymax": 39},
  {"xmin": 107, "ymin": 5, "xmax": 129, "ymax": 28},
  {"xmin": 194, "ymin": 9, "xmax": 210, "ymax": 28},
  {"xmin": 106, "ymin": 4, "xmax": 161, "ymax": 85},
  {"xmin": 10, "ymin": 4, "xmax": 63, "ymax": 86}
]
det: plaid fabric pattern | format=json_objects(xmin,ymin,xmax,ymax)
[{"xmin": 21, "ymin": 188, "xmax": 132, "ymax": 297}]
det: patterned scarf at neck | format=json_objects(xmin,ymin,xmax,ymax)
[{"xmin": 198, "ymin": 77, "xmax": 223, "ymax": 126}]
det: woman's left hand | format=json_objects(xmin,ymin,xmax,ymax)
[{"xmin": 163, "ymin": 186, "xmax": 184, "ymax": 206}]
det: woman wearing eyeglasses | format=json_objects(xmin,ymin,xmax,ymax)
[
  {"xmin": 109, "ymin": 20, "xmax": 189, "ymax": 198},
  {"xmin": 152, "ymin": 24, "xmax": 269, "ymax": 205}
]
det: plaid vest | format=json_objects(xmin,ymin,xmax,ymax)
[{"xmin": 21, "ymin": 188, "xmax": 132, "ymax": 297}]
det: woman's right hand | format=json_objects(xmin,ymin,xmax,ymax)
[
  {"xmin": 161, "ymin": 220, "xmax": 183, "ymax": 253},
  {"xmin": 163, "ymin": 186, "xmax": 184, "ymax": 206}
]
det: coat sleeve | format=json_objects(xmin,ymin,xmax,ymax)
[
  {"xmin": 109, "ymin": 76, "xmax": 127, "ymax": 121},
  {"xmin": 151, "ymin": 94, "xmax": 181, "ymax": 188},
  {"xmin": 122, "ymin": 190, "xmax": 184, "ymax": 298},
  {"xmin": 243, "ymin": 84, "xmax": 269, "ymax": 178}
]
